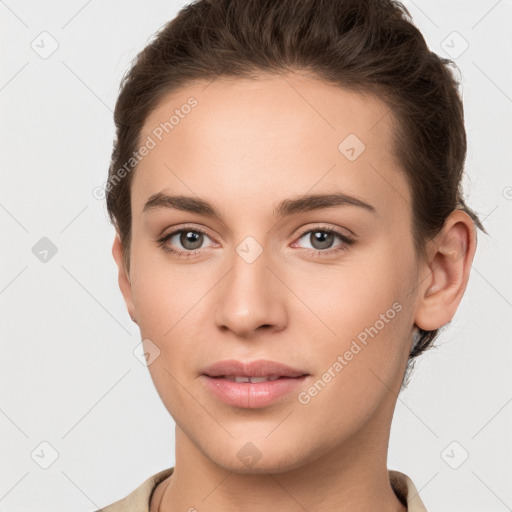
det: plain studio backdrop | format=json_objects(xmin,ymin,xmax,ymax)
[{"xmin": 1, "ymin": 1, "xmax": 511, "ymax": 511}]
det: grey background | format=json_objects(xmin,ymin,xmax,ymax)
[{"xmin": 1, "ymin": 0, "xmax": 511, "ymax": 510}]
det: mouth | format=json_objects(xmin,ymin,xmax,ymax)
[
  {"xmin": 199, "ymin": 358, "xmax": 310, "ymax": 379},
  {"xmin": 208, "ymin": 375, "xmax": 304, "ymax": 383},
  {"xmin": 198, "ymin": 359, "xmax": 311, "ymax": 408},
  {"xmin": 200, "ymin": 374, "xmax": 310, "ymax": 408}
]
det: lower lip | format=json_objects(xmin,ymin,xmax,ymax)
[{"xmin": 201, "ymin": 375, "xmax": 309, "ymax": 408}]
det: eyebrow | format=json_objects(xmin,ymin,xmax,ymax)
[{"xmin": 142, "ymin": 191, "xmax": 377, "ymax": 219}]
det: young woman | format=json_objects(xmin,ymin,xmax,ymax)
[{"xmin": 98, "ymin": 0, "xmax": 486, "ymax": 510}]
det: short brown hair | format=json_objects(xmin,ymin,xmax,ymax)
[{"xmin": 105, "ymin": 0, "xmax": 486, "ymax": 380}]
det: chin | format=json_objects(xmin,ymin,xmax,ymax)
[{"xmin": 204, "ymin": 437, "xmax": 312, "ymax": 475}]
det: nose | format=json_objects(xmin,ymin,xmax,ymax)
[{"xmin": 213, "ymin": 245, "xmax": 287, "ymax": 338}]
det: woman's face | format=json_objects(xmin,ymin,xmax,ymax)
[{"xmin": 119, "ymin": 73, "xmax": 422, "ymax": 472}]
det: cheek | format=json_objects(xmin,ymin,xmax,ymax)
[
  {"xmin": 129, "ymin": 237, "xmax": 204, "ymax": 335},
  {"xmin": 130, "ymin": 261, "xmax": 202, "ymax": 418},
  {"xmin": 292, "ymin": 248, "xmax": 405, "ymax": 333},
  {"xmin": 291, "ymin": 271, "xmax": 410, "ymax": 442},
  {"xmin": 290, "ymin": 246, "xmax": 413, "ymax": 386}
]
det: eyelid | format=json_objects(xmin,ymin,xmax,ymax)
[
  {"xmin": 294, "ymin": 223, "xmax": 353, "ymax": 240},
  {"xmin": 160, "ymin": 222, "xmax": 353, "ymax": 240},
  {"xmin": 157, "ymin": 222, "xmax": 356, "ymax": 257},
  {"xmin": 158, "ymin": 223, "xmax": 218, "ymax": 245},
  {"xmin": 291, "ymin": 224, "xmax": 356, "ymax": 255},
  {"xmin": 160, "ymin": 223, "xmax": 216, "ymax": 240}
]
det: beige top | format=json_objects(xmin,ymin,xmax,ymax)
[{"xmin": 96, "ymin": 467, "xmax": 427, "ymax": 511}]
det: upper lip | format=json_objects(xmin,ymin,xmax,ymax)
[{"xmin": 200, "ymin": 359, "xmax": 309, "ymax": 378}]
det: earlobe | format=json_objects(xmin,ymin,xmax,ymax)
[
  {"xmin": 112, "ymin": 234, "xmax": 137, "ymax": 324},
  {"xmin": 414, "ymin": 211, "xmax": 477, "ymax": 332}
]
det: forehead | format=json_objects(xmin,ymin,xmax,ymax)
[{"xmin": 133, "ymin": 72, "xmax": 410, "ymax": 220}]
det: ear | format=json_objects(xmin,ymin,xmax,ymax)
[
  {"xmin": 112, "ymin": 233, "xmax": 137, "ymax": 324},
  {"xmin": 414, "ymin": 210, "xmax": 478, "ymax": 332}
]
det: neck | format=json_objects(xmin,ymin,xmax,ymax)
[{"xmin": 157, "ymin": 397, "xmax": 406, "ymax": 512}]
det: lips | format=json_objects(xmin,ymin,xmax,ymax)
[
  {"xmin": 200, "ymin": 359, "xmax": 309, "ymax": 379},
  {"xmin": 201, "ymin": 372, "xmax": 310, "ymax": 408}
]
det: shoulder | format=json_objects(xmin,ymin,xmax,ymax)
[
  {"xmin": 389, "ymin": 469, "xmax": 428, "ymax": 512},
  {"xmin": 94, "ymin": 467, "xmax": 175, "ymax": 512}
]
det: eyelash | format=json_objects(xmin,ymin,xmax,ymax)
[{"xmin": 156, "ymin": 224, "xmax": 356, "ymax": 258}]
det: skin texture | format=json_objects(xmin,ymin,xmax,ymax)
[{"xmin": 111, "ymin": 72, "xmax": 477, "ymax": 512}]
